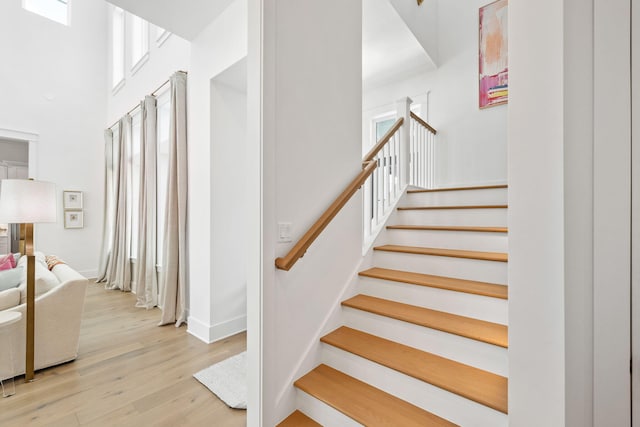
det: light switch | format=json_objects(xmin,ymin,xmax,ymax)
[{"xmin": 278, "ymin": 222, "xmax": 292, "ymax": 243}]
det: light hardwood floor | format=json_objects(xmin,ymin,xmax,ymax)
[{"xmin": 0, "ymin": 283, "xmax": 247, "ymax": 427}]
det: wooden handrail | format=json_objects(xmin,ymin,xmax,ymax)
[
  {"xmin": 410, "ymin": 112, "xmax": 437, "ymax": 135},
  {"xmin": 275, "ymin": 160, "xmax": 378, "ymax": 271},
  {"xmin": 363, "ymin": 117, "xmax": 404, "ymax": 162}
]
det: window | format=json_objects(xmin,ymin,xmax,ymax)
[
  {"xmin": 112, "ymin": 7, "xmax": 125, "ymax": 90},
  {"xmin": 129, "ymin": 110, "xmax": 142, "ymax": 259},
  {"xmin": 23, "ymin": 0, "xmax": 70, "ymax": 26},
  {"xmin": 156, "ymin": 90, "xmax": 171, "ymax": 264},
  {"xmin": 106, "ymin": 125, "xmax": 119, "ymax": 255},
  {"xmin": 130, "ymin": 15, "xmax": 149, "ymax": 73},
  {"xmin": 156, "ymin": 25, "xmax": 171, "ymax": 47}
]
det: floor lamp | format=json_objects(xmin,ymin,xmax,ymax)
[{"xmin": 0, "ymin": 179, "xmax": 56, "ymax": 382}]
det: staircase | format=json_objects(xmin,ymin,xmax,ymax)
[{"xmin": 278, "ymin": 184, "xmax": 508, "ymax": 426}]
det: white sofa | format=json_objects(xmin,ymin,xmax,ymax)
[{"xmin": 0, "ymin": 257, "xmax": 88, "ymax": 379}]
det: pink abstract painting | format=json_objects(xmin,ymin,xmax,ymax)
[{"xmin": 479, "ymin": 0, "xmax": 508, "ymax": 109}]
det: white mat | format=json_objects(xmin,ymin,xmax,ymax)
[{"xmin": 194, "ymin": 351, "xmax": 247, "ymax": 410}]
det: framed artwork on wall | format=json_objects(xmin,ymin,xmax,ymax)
[
  {"xmin": 63, "ymin": 191, "xmax": 83, "ymax": 210},
  {"xmin": 479, "ymin": 0, "xmax": 508, "ymax": 108},
  {"xmin": 64, "ymin": 211, "xmax": 84, "ymax": 229}
]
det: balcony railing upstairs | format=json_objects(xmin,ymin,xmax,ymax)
[{"xmin": 410, "ymin": 111, "xmax": 437, "ymax": 189}]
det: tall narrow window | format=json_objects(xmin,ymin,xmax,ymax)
[
  {"xmin": 130, "ymin": 15, "xmax": 149, "ymax": 73},
  {"xmin": 156, "ymin": 90, "xmax": 171, "ymax": 265},
  {"xmin": 129, "ymin": 110, "xmax": 142, "ymax": 259},
  {"xmin": 112, "ymin": 7, "xmax": 125, "ymax": 90},
  {"xmin": 22, "ymin": 0, "xmax": 70, "ymax": 26},
  {"xmin": 156, "ymin": 25, "xmax": 171, "ymax": 46}
]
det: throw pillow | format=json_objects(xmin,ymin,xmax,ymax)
[
  {"xmin": 17, "ymin": 263, "xmax": 59, "ymax": 304},
  {"xmin": 0, "ymin": 254, "xmax": 14, "ymax": 271},
  {"xmin": 45, "ymin": 255, "xmax": 66, "ymax": 270},
  {"xmin": 0, "ymin": 266, "xmax": 23, "ymax": 292}
]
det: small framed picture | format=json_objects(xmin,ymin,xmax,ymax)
[
  {"xmin": 63, "ymin": 191, "xmax": 83, "ymax": 210},
  {"xmin": 64, "ymin": 210, "xmax": 84, "ymax": 229}
]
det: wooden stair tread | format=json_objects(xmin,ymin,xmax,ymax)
[
  {"xmin": 321, "ymin": 326, "xmax": 508, "ymax": 414},
  {"xmin": 408, "ymin": 184, "xmax": 508, "ymax": 193},
  {"xmin": 374, "ymin": 245, "xmax": 508, "ymax": 262},
  {"xmin": 294, "ymin": 364, "xmax": 457, "ymax": 427},
  {"xmin": 387, "ymin": 225, "xmax": 507, "ymax": 233},
  {"xmin": 397, "ymin": 204, "xmax": 508, "ymax": 210},
  {"xmin": 359, "ymin": 267, "xmax": 508, "ymax": 299},
  {"xmin": 342, "ymin": 294, "xmax": 508, "ymax": 348},
  {"xmin": 277, "ymin": 410, "xmax": 322, "ymax": 427}
]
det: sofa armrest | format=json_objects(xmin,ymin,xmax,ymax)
[
  {"xmin": 0, "ymin": 288, "xmax": 20, "ymax": 311},
  {"xmin": 3, "ymin": 276, "xmax": 88, "ymax": 375},
  {"xmin": 51, "ymin": 263, "xmax": 86, "ymax": 283}
]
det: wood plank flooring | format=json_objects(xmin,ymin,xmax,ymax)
[{"xmin": 0, "ymin": 282, "xmax": 246, "ymax": 427}]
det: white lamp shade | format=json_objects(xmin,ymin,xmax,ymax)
[{"xmin": 0, "ymin": 180, "xmax": 57, "ymax": 223}]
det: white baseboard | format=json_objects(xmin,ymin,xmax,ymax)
[
  {"xmin": 79, "ymin": 269, "xmax": 98, "ymax": 279},
  {"xmin": 187, "ymin": 314, "xmax": 247, "ymax": 344}
]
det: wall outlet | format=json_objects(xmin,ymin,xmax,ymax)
[{"xmin": 278, "ymin": 222, "xmax": 292, "ymax": 243}]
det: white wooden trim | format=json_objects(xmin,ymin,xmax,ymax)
[
  {"xmin": 593, "ymin": 0, "xmax": 631, "ymax": 424},
  {"xmin": 247, "ymin": 0, "xmax": 263, "ymax": 424}
]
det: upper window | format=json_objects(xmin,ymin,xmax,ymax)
[
  {"xmin": 130, "ymin": 15, "xmax": 149, "ymax": 73},
  {"xmin": 112, "ymin": 7, "xmax": 125, "ymax": 90},
  {"xmin": 23, "ymin": 0, "xmax": 70, "ymax": 26},
  {"xmin": 155, "ymin": 25, "xmax": 171, "ymax": 47}
]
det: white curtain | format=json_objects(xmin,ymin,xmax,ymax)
[
  {"xmin": 135, "ymin": 96, "xmax": 158, "ymax": 308},
  {"xmin": 97, "ymin": 129, "xmax": 114, "ymax": 282},
  {"xmin": 159, "ymin": 71, "xmax": 188, "ymax": 326},
  {"xmin": 101, "ymin": 117, "xmax": 132, "ymax": 291}
]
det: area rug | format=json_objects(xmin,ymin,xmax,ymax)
[{"xmin": 193, "ymin": 351, "xmax": 247, "ymax": 409}]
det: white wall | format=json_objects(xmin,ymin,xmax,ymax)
[
  {"xmin": 363, "ymin": 0, "xmax": 507, "ymax": 188},
  {"xmin": 0, "ymin": 0, "xmax": 107, "ymax": 277},
  {"xmin": 107, "ymin": 6, "xmax": 190, "ymax": 125},
  {"xmin": 509, "ymin": 0, "xmax": 631, "ymax": 425},
  {"xmin": 259, "ymin": 0, "xmax": 363, "ymax": 424},
  {"xmin": 186, "ymin": 0, "xmax": 248, "ymax": 343},
  {"xmin": 209, "ymin": 59, "xmax": 247, "ymax": 342}
]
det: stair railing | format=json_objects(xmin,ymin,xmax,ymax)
[
  {"xmin": 362, "ymin": 117, "xmax": 405, "ymax": 241},
  {"xmin": 409, "ymin": 111, "xmax": 437, "ymax": 188},
  {"xmin": 275, "ymin": 97, "xmax": 437, "ymax": 271}
]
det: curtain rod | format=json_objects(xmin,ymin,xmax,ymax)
[{"xmin": 107, "ymin": 70, "xmax": 188, "ymax": 131}]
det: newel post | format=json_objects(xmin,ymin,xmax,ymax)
[{"xmin": 396, "ymin": 96, "xmax": 412, "ymax": 188}]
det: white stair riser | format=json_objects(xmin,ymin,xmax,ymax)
[
  {"xmin": 372, "ymin": 251, "xmax": 508, "ymax": 284},
  {"xmin": 296, "ymin": 389, "xmax": 363, "ymax": 427},
  {"xmin": 341, "ymin": 308, "xmax": 508, "ymax": 376},
  {"xmin": 395, "ymin": 208, "xmax": 508, "ymax": 226},
  {"xmin": 357, "ymin": 277, "xmax": 508, "ymax": 324},
  {"xmin": 321, "ymin": 345, "xmax": 508, "ymax": 427},
  {"xmin": 384, "ymin": 229, "xmax": 508, "ymax": 252},
  {"xmin": 404, "ymin": 188, "xmax": 508, "ymax": 207}
]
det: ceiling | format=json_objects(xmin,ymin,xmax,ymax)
[
  {"xmin": 108, "ymin": 0, "xmax": 435, "ymax": 89},
  {"xmin": 363, "ymin": 0, "xmax": 436, "ymax": 89},
  {"xmin": 107, "ymin": 0, "xmax": 235, "ymax": 41}
]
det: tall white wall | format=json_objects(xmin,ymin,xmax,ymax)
[
  {"xmin": 209, "ymin": 60, "xmax": 247, "ymax": 342},
  {"xmin": 106, "ymin": 6, "xmax": 190, "ymax": 124},
  {"xmin": 509, "ymin": 0, "xmax": 631, "ymax": 425},
  {"xmin": 186, "ymin": 0, "xmax": 248, "ymax": 343},
  {"xmin": 363, "ymin": 0, "xmax": 507, "ymax": 187},
  {"xmin": 259, "ymin": 0, "xmax": 363, "ymax": 424},
  {"xmin": 0, "ymin": 0, "xmax": 107, "ymax": 276}
]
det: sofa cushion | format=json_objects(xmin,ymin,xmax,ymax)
[
  {"xmin": 0, "ymin": 288, "xmax": 20, "ymax": 311},
  {"xmin": 17, "ymin": 262, "xmax": 60, "ymax": 304},
  {"xmin": 0, "ymin": 266, "xmax": 23, "ymax": 292}
]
